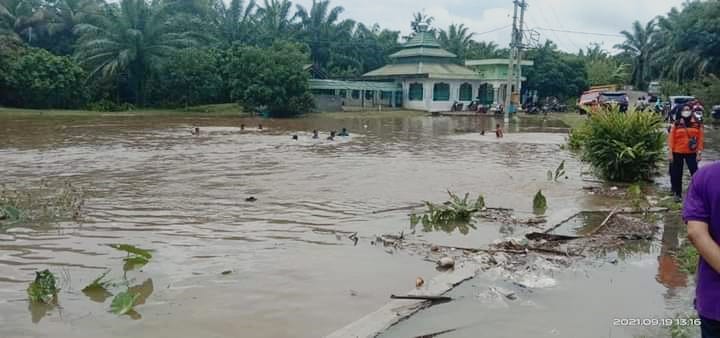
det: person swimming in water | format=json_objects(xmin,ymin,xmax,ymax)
[
  {"xmin": 338, "ymin": 128, "xmax": 349, "ymax": 136},
  {"xmin": 191, "ymin": 127, "xmax": 200, "ymax": 136},
  {"xmin": 495, "ymin": 124, "xmax": 504, "ymax": 138},
  {"xmin": 312, "ymin": 130, "xmax": 319, "ymax": 139},
  {"xmin": 327, "ymin": 131, "xmax": 336, "ymax": 140},
  {"xmin": 258, "ymin": 124, "xmax": 263, "ymax": 130},
  {"xmin": 240, "ymin": 124, "xmax": 245, "ymax": 131},
  {"xmin": 480, "ymin": 130, "xmax": 486, "ymax": 136},
  {"xmin": 292, "ymin": 135, "xmax": 298, "ymax": 140}
]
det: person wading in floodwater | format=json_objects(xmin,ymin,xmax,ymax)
[
  {"xmin": 684, "ymin": 162, "xmax": 720, "ymax": 337},
  {"xmin": 312, "ymin": 130, "xmax": 319, "ymax": 139},
  {"xmin": 668, "ymin": 104, "xmax": 704, "ymax": 201},
  {"xmin": 495, "ymin": 124, "xmax": 504, "ymax": 138},
  {"xmin": 191, "ymin": 127, "xmax": 200, "ymax": 136}
]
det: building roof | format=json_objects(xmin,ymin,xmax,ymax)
[
  {"xmin": 390, "ymin": 47, "xmax": 456, "ymax": 59},
  {"xmin": 363, "ymin": 63, "xmax": 481, "ymax": 80},
  {"xmin": 308, "ymin": 79, "xmax": 401, "ymax": 91},
  {"xmin": 362, "ymin": 25, "xmax": 479, "ymax": 80},
  {"xmin": 465, "ymin": 59, "xmax": 534, "ymax": 66},
  {"xmin": 403, "ymin": 30, "xmax": 442, "ymax": 48}
]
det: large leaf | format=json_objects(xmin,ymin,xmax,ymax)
[
  {"xmin": 82, "ymin": 270, "xmax": 112, "ymax": 292},
  {"xmin": 109, "ymin": 244, "xmax": 152, "ymax": 260},
  {"xmin": 110, "ymin": 290, "xmax": 139, "ymax": 315}
]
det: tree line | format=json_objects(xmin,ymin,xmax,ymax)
[{"xmin": 1, "ymin": 0, "xmax": 719, "ymax": 112}]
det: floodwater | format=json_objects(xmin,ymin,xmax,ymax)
[{"xmin": 0, "ymin": 113, "xmax": 716, "ymax": 338}]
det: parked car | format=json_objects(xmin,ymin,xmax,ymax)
[
  {"xmin": 648, "ymin": 81, "xmax": 661, "ymax": 95},
  {"xmin": 577, "ymin": 90, "xmax": 602, "ymax": 114},
  {"xmin": 598, "ymin": 91, "xmax": 629, "ymax": 112},
  {"xmin": 712, "ymin": 105, "xmax": 720, "ymax": 120}
]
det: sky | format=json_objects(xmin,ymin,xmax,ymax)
[{"xmin": 292, "ymin": 0, "xmax": 687, "ymax": 53}]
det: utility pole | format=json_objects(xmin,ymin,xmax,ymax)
[
  {"xmin": 515, "ymin": 0, "xmax": 527, "ymax": 99},
  {"xmin": 503, "ymin": 1, "xmax": 519, "ymax": 123},
  {"xmin": 503, "ymin": 0, "xmax": 527, "ymax": 123}
]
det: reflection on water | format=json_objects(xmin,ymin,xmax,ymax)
[{"xmin": 0, "ymin": 113, "xmax": 714, "ymax": 338}]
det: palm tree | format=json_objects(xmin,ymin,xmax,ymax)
[
  {"xmin": 438, "ymin": 23, "xmax": 475, "ymax": 60},
  {"xmin": 43, "ymin": 0, "xmax": 102, "ymax": 54},
  {"xmin": 211, "ymin": 0, "xmax": 256, "ymax": 46},
  {"xmin": 0, "ymin": 0, "xmax": 48, "ymax": 43},
  {"xmin": 466, "ymin": 40, "xmax": 501, "ymax": 59},
  {"xmin": 255, "ymin": 0, "xmax": 293, "ymax": 43},
  {"xmin": 295, "ymin": 0, "xmax": 354, "ymax": 67},
  {"xmin": 74, "ymin": 0, "xmax": 201, "ymax": 105},
  {"xmin": 410, "ymin": 11, "xmax": 433, "ymax": 33},
  {"xmin": 614, "ymin": 20, "xmax": 656, "ymax": 89}
]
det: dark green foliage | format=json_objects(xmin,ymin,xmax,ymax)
[
  {"xmin": 225, "ymin": 42, "xmax": 314, "ymax": 115},
  {"xmin": 27, "ymin": 270, "xmax": 59, "ymax": 303},
  {"xmin": 148, "ymin": 48, "xmax": 226, "ymax": 107},
  {"xmin": 582, "ymin": 108, "xmax": 665, "ymax": 182},
  {"xmin": 525, "ymin": 41, "xmax": 588, "ymax": 100},
  {"xmin": 2, "ymin": 48, "xmax": 87, "ymax": 108}
]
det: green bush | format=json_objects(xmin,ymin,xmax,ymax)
[
  {"xmin": 225, "ymin": 41, "xmax": 314, "ymax": 116},
  {"xmin": 582, "ymin": 107, "xmax": 665, "ymax": 182},
  {"xmin": 4, "ymin": 48, "xmax": 88, "ymax": 108}
]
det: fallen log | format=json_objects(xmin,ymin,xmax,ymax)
[
  {"xmin": 390, "ymin": 295, "xmax": 452, "ymax": 302},
  {"xmin": 525, "ymin": 232, "xmax": 581, "ymax": 241},
  {"xmin": 589, "ymin": 207, "xmax": 619, "ymax": 236}
]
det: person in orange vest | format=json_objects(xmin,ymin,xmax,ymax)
[{"xmin": 668, "ymin": 104, "xmax": 704, "ymax": 200}]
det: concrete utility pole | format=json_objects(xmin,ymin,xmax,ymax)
[
  {"xmin": 515, "ymin": 0, "xmax": 527, "ymax": 98},
  {"xmin": 503, "ymin": 0, "xmax": 527, "ymax": 123}
]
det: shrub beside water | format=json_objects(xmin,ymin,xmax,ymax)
[{"xmin": 573, "ymin": 107, "xmax": 665, "ymax": 182}]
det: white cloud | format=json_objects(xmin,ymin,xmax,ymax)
[{"xmin": 290, "ymin": 0, "xmax": 686, "ymax": 52}]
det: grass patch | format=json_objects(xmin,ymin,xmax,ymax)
[
  {"xmin": 0, "ymin": 181, "xmax": 84, "ymax": 229},
  {"xmin": 0, "ymin": 104, "xmax": 248, "ymax": 118},
  {"xmin": 676, "ymin": 244, "xmax": 699, "ymax": 274}
]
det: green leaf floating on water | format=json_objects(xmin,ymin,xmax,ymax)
[
  {"xmin": 533, "ymin": 190, "xmax": 548, "ymax": 214},
  {"xmin": 109, "ymin": 244, "xmax": 152, "ymax": 260},
  {"xmin": 82, "ymin": 270, "xmax": 112, "ymax": 292},
  {"xmin": 27, "ymin": 270, "xmax": 59, "ymax": 304},
  {"xmin": 110, "ymin": 244, "xmax": 152, "ymax": 270},
  {"xmin": 110, "ymin": 290, "xmax": 140, "ymax": 315}
]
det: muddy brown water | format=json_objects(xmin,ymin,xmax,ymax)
[{"xmin": 0, "ymin": 114, "xmax": 716, "ymax": 338}]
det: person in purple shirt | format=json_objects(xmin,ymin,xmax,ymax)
[{"xmin": 684, "ymin": 161, "xmax": 720, "ymax": 337}]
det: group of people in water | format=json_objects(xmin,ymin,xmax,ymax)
[
  {"xmin": 191, "ymin": 124, "xmax": 350, "ymax": 141},
  {"xmin": 293, "ymin": 128, "xmax": 349, "ymax": 141},
  {"xmin": 479, "ymin": 123, "xmax": 504, "ymax": 138}
]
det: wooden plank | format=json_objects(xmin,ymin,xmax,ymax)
[{"xmin": 324, "ymin": 264, "xmax": 478, "ymax": 338}]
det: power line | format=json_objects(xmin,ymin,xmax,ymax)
[
  {"xmin": 534, "ymin": 27, "xmax": 623, "ymax": 38},
  {"xmin": 473, "ymin": 25, "xmax": 512, "ymax": 36}
]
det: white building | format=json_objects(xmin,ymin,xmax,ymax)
[{"xmin": 362, "ymin": 26, "xmax": 483, "ymax": 112}]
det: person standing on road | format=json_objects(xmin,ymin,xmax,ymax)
[
  {"xmin": 668, "ymin": 105, "xmax": 704, "ymax": 200},
  {"xmin": 684, "ymin": 162, "xmax": 720, "ymax": 338}
]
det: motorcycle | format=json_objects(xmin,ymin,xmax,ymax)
[{"xmin": 712, "ymin": 105, "xmax": 720, "ymax": 120}]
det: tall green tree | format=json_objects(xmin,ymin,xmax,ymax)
[
  {"xmin": 295, "ymin": 0, "xmax": 354, "ymax": 68},
  {"xmin": 466, "ymin": 40, "xmax": 503, "ymax": 59},
  {"xmin": 255, "ymin": 0, "xmax": 293, "ymax": 44},
  {"xmin": 438, "ymin": 23, "xmax": 474, "ymax": 60},
  {"xmin": 42, "ymin": 0, "xmax": 102, "ymax": 54},
  {"xmin": 210, "ymin": 0, "xmax": 256, "ymax": 46},
  {"xmin": 525, "ymin": 40, "xmax": 588, "ymax": 100},
  {"xmin": 73, "ymin": 0, "xmax": 202, "ymax": 105},
  {"xmin": 614, "ymin": 20, "xmax": 656, "ymax": 89},
  {"xmin": 225, "ymin": 41, "xmax": 314, "ymax": 115},
  {"xmin": 0, "ymin": 0, "xmax": 48, "ymax": 43}
]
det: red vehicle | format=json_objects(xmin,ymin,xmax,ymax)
[{"xmin": 577, "ymin": 90, "xmax": 602, "ymax": 114}]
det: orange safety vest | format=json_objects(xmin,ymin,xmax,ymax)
[{"xmin": 668, "ymin": 117, "xmax": 704, "ymax": 154}]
